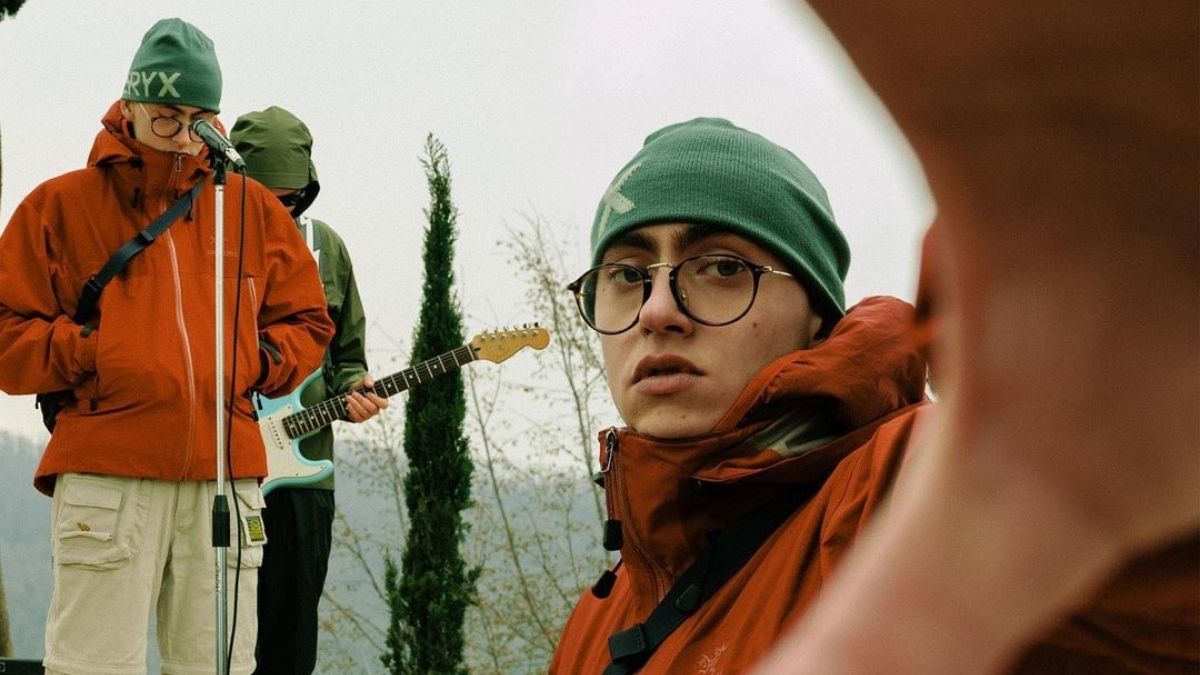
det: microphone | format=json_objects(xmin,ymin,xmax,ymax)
[{"xmin": 190, "ymin": 118, "xmax": 246, "ymax": 170}]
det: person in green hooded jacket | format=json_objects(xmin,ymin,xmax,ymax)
[{"xmin": 231, "ymin": 106, "xmax": 387, "ymax": 674}]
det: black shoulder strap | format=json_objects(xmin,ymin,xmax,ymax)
[
  {"xmin": 602, "ymin": 490, "xmax": 809, "ymax": 675},
  {"xmin": 73, "ymin": 180, "xmax": 204, "ymax": 324}
]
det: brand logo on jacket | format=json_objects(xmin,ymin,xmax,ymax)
[
  {"xmin": 697, "ymin": 644, "xmax": 726, "ymax": 675},
  {"xmin": 124, "ymin": 70, "xmax": 182, "ymax": 98},
  {"xmin": 207, "ymin": 235, "xmax": 242, "ymax": 259}
]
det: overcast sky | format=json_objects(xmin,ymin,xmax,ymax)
[{"xmin": 0, "ymin": 1, "xmax": 933, "ymax": 443}]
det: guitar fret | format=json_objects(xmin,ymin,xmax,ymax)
[{"xmin": 275, "ymin": 330, "xmax": 543, "ymax": 445}]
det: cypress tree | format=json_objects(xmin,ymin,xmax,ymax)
[
  {"xmin": 0, "ymin": 0, "xmax": 28, "ymax": 21},
  {"xmin": 382, "ymin": 136, "xmax": 477, "ymax": 674}
]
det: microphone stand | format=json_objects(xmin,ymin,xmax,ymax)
[{"xmin": 209, "ymin": 152, "xmax": 231, "ymax": 675}]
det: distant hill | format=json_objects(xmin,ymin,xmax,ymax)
[
  {"xmin": 0, "ymin": 430, "xmax": 50, "ymax": 660},
  {"xmin": 0, "ymin": 429, "xmax": 605, "ymax": 673}
]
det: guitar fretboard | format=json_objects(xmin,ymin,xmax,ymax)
[{"xmin": 282, "ymin": 344, "xmax": 477, "ymax": 439}]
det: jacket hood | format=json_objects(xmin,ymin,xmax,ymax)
[
  {"xmin": 230, "ymin": 106, "xmax": 320, "ymax": 217},
  {"xmin": 595, "ymin": 295, "xmax": 927, "ymax": 608},
  {"xmin": 87, "ymin": 101, "xmax": 213, "ymax": 205}
]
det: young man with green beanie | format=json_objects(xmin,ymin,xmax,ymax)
[
  {"xmin": 552, "ymin": 117, "xmax": 1199, "ymax": 674},
  {"xmin": 230, "ymin": 105, "xmax": 387, "ymax": 675},
  {"xmin": 0, "ymin": 18, "xmax": 333, "ymax": 675},
  {"xmin": 550, "ymin": 117, "xmax": 928, "ymax": 673}
]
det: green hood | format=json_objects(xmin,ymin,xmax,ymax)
[{"xmin": 230, "ymin": 106, "xmax": 320, "ymax": 217}]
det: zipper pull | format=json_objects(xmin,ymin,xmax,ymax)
[
  {"xmin": 603, "ymin": 519, "xmax": 624, "ymax": 551},
  {"xmin": 590, "ymin": 559, "xmax": 623, "ymax": 599},
  {"xmin": 600, "ymin": 429, "xmax": 623, "ymax": 551},
  {"xmin": 600, "ymin": 428, "xmax": 618, "ymax": 473}
]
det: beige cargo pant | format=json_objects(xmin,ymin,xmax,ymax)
[{"xmin": 43, "ymin": 473, "xmax": 266, "ymax": 675}]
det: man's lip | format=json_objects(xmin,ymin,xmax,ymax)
[{"xmin": 632, "ymin": 354, "xmax": 704, "ymax": 384}]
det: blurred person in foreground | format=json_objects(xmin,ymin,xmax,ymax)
[{"xmin": 754, "ymin": 1, "xmax": 1199, "ymax": 673}]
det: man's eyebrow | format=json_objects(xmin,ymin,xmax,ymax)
[
  {"xmin": 606, "ymin": 223, "xmax": 728, "ymax": 259},
  {"xmin": 607, "ymin": 230, "xmax": 658, "ymax": 255},
  {"xmin": 674, "ymin": 223, "xmax": 723, "ymax": 252}
]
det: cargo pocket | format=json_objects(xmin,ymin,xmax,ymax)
[
  {"xmin": 226, "ymin": 480, "xmax": 267, "ymax": 569},
  {"xmin": 53, "ymin": 474, "xmax": 145, "ymax": 570}
]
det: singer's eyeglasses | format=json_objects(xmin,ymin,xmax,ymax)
[
  {"xmin": 567, "ymin": 253, "xmax": 795, "ymax": 335},
  {"xmin": 137, "ymin": 102, "xmax": 210, "ymax": 142}
]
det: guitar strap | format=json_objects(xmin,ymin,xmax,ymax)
[
  {"xmin": 299, "ymin": 214, "xmax": 320, "ymax": 268},
  {"xmin": 295, "ymin": 214, "xmax": 330, "ymax": 391}
]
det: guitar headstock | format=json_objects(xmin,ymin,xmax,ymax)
[{"xmin": 470, "ymin": 324, "xmax": 551, "ymax": 364}]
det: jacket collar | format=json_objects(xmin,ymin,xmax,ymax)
[
  {"xmin": 597, "ymin": 295, "xmax": 927, "ymax": 611},
  {"xmin": 88, "ymin": 100, "xmax": 212, "ymax": 208}
]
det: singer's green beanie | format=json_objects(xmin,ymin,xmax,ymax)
[
  {"xmin": 122, "ymin": 18, "xmax": 222, "ymax": 113},
  {"xmin": 591, "ymin": 118, "xmax": 850, "ymax": 322}
]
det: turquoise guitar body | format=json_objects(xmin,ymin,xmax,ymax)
[{"xmin": 253, "ymin": 369, "xmax": 334, "ymax": 496}]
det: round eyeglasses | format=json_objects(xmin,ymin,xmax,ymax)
[
  {"xmin": 567, "ymin": 253, "xmax": 795, "ymax": 335},
  {"xmin": 137, "ymin": 102, "xmax": 206, "ymax": 142}
]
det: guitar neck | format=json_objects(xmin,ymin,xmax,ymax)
[{"xmin": 282, "ymin": 344, "xmax": 477, "ymax": 439}]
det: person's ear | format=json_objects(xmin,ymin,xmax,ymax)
[{"xmin": 119, "ymin": 101, "xmax": 133, "ymax": 122}]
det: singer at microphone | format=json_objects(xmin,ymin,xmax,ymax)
[{"xmin": 191, "ymin": 118, "xmax": 247, "ymax": 170}]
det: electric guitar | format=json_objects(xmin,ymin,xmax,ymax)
[{"xmin": 254, "ymin": 325, "xmax": 550, "ymax": 495}]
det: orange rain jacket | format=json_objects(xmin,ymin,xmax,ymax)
[
  {"xmin": 550, "ymin": 297, "xmax": 1199, "ymax": 673},
  {"xmin": 0, "ymin": 102, "xmax": 334, "ymax": 496}
]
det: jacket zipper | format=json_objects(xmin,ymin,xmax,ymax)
[
  {"xmin": 602, "ymin": 428, "xmax": 671, "ymax": 601},
  {"xmin": 165, "ymin": 154, "xmax": 198, "ymax": 478}
]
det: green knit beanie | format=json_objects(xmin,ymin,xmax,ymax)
[
  {"xmin": 591, "ymin": 118, "xmax": 850, "ymax": 321},
  {"xmin": 122, "ymin": 18, "xmax": 222, "ymax": 112}
]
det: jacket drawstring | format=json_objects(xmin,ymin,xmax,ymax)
[{"xmin": 591, "ymin": 559, "xmax": 623, "ymax": 599}]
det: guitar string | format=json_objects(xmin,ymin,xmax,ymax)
[{"xmin": 282, "ymin": 344, "xmax": 478, "ymax": 437}]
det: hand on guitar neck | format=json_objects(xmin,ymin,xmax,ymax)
[
  {"xmin": 345, "ymin": 375, "xmax": 388, "ymax": 423},
  {"xmin": 255, "ymin": 324, "xmax": 551, "ymax": 494}
]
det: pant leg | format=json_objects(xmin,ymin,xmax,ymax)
[
  {"xmin": 157, "ymin": 479, "xmax": 265, "ymax": 675},
  {"xmin": 253, "ymin": 488, "xmax": 334, "ymax": 675},
  {"xmin": 43, "ymin": 474, "xmax": 169, "ymax": 675}
]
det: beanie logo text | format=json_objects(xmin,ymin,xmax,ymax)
[
  {"xmin": 124, "ymin": 71, "xmax": 182, "ymax": 99},
  {"xmin": 597, "ymin": 162, "xmax": 642, "ymax": 233}
]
